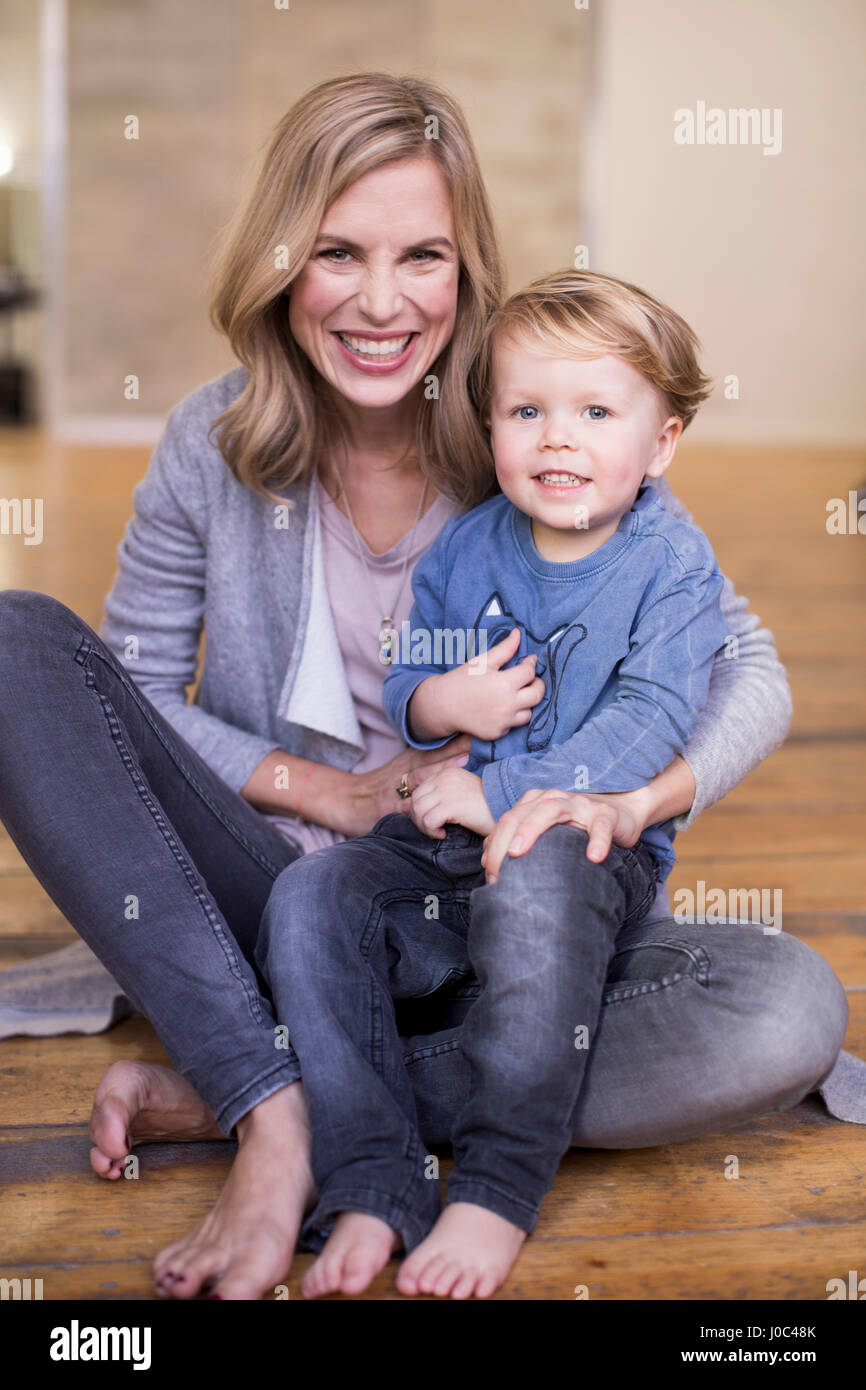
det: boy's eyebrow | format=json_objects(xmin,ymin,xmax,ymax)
[
  {"xmin": 312, "ymin": 233, "xmax": 456, "ymax": 252},
  {"xmin": 494, "ymin": 381, "xmax": 634, "ymax": 403}
]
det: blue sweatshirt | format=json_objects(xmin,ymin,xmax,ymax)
[{"xmin": 383, "ymin": 485, "xmax": 728, "ymax": 876}]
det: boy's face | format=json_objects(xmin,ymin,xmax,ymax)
[{"xmin": 486, "ymin": 333, "xmax": 683, "ymax": 559}]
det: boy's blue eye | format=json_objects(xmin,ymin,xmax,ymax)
[
  {"xmin": 585, "ymin": 405, "xmax": 608, "ymax": 420},
  {"xmin": 516, "ymin": 406, "xmax": 539, "ymax": 420}
]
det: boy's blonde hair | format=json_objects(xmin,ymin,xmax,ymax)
[{"xmin": 473, "ymin": 268, "xmax": 713, "ymax": 431}]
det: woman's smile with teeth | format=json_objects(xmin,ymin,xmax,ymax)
[{"xmin": 337, "ymin": 332, "xmax": 414, "ymax": 360}]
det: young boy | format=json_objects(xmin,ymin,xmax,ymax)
[{"xmin": 256, "ymin": 269, "xmax": 728, "ymax": 1300}]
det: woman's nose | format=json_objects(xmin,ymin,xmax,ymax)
[{"xmin": 356, "ymin": 269, "xmax": 404, "ymax": 322}]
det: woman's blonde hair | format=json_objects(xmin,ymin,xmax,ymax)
[
  {"xmin": 473, "ymin": 268, "xmax": 713, "ymax": 430},
  {"xmin": 207, "ymin": 72, "xmax": 504, "ymax": 508}
]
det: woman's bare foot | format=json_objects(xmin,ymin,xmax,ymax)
[
  {"xmin": 301, "ymin": 1212, "xmax": 401, "ymax": 1299},
  {"xmin": 152, "ymin": 1081, "xmax": 314, "ymax": 1300},
  {"xmin": 396, "ymin": 1202, "xmax": 526, "ymax": 1300},
  {"xmin": 89, "ymin": 1061, "xmax": 223, "ymax": 1179}
]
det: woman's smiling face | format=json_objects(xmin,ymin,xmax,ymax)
[{"xmin": 288, "ymin": 156, "xmax": 460, "ymax": 410}]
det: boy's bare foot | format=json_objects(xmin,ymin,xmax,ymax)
[
  {"xmin": 395, "ymin": 1202, "xmax": 526, "ymax": 1299},
  {"xmin": 301, "ymin": 1212, "xmax": 401, "ymax": 1299},
  {"xmin": 89, "ymin": 1061, "xmax": 223, "ymax": 1178},
  {"xmin": 152, "ymin": 1082, "xmax": 315, "ymax": 1300}
]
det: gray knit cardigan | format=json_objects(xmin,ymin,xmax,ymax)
[{"xmin": 99, "ymin": 365, "xmax": 793, "ymax": 830}]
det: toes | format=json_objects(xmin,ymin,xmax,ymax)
[
  {"xmin": 475, "ymin": 1268, "xmax": 500, "ymax": 1299},
  {"xmin": 395, "ymin": 1251, "xmax": 426, "ymax": 1295},
  {"xmin": 415, "ymin": 1253, "xmax": 449, "ymax": 1294},
  {"xmin": 431, "ymin": 1260, "xmax": 462, "ymax": 1298},
  {"xmin": 153, "ymin": 1239, "xmax": 185, "ymax": 1282},
  {"xmin": 450, "ymin": 1268, "xmax": 478, "ymax": 1300},
  {"xmin": 89, "ymin": 1145, "xmax": 114, "ymax": 1178},
  {"xmin": 302, "ymin": 1252, "xmax": 340, "ymax": 1299},
  {"xmin": 341, "ymin": 1247, "xmax": 377, "ymax": 1295},
  {"xmin": 89, "ymin": 1092, "xmax": 132, "ymax": 1164},
  {"xmin": 153, "ymin": 1245, "xmax": 225, "ymax": 1300},
  {"xmin": 207, "ymin": 1253, "xmax": 285, "ymax": 1301},
  {"xmin": 176, "ymin": 1254, "xmax": 225, "ymax": 1300}
]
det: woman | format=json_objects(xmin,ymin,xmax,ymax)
[{"xmin": 0, "ymin": 73, "xmax": 849, "ymax": 1301}]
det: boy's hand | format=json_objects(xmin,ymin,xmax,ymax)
[
  {"xmin": 410, "ymin": 768, "xmax": 496, "ymax": 840},
  {"xmin": 408, "ymin": 627, "xmax": 545, "ymax": 742}
]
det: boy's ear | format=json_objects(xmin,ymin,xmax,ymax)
[{"xmin": 644, "ymin": 416, "xmax": 683, "ymax": 479}]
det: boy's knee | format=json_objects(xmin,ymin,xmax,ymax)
[{"xmin": 496, "ymin": 823, "xmax": 600, "ymax": 892}]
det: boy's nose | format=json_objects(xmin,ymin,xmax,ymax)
[{"xmin": 541, "ymin": 437, "xmax": 581, "ymax": 454}]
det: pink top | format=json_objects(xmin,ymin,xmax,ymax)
[{"xmin": 264, "ymin": 471, "xmax": 458, "ymax": 854}]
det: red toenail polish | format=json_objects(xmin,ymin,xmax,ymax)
[{"xmin": 206, "ymin": 1294, "xmax": 222, "ymax": 1300}]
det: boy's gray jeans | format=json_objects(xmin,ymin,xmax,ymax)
[
  {"xmin": 258, "ymin": 815, "xmax": 666, "ymax": 1249},
  {"xmin": 0, "ymin": 591, "xmax": 849, "ymax": 1172}
]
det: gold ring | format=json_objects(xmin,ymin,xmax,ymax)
[{"xmin": 397, "ymin": 773, "xmax": 412, "ymax": 800}]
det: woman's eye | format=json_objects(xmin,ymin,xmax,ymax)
[
  {"xmin": 318, "ymin": 248, "xmax": 353, "ymax": 262},
  {"xmin": 516, "ymin": 406, "xmax": 540, "ymax": 420},
  {"xmin": 408, "ymin": 249, "xmax": 442, "ymax": 263},
  {"xmin": 584, "ymin": 405, "xmax": 608, "ymax": 420}
]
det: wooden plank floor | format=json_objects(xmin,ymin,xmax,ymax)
[{"xmin": 0, "ymin": 431, "xmax": 864, "ymax": 1300}]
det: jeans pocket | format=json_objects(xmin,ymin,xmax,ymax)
[{"xmin": 620, "ymin": 847, "xmax": 663, "ymax": 929}]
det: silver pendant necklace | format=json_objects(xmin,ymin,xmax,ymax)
[{"xmin": 328, "ymin": 450, "xmax": 429, "ymax": 665}]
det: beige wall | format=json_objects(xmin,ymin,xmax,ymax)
[
  {"xmin": 0, "ymin": 0, "xmax": 41, "ymax": 375},
  {"xmin": 31, "ymin": 0, "xmax": 866, "ymax": 444},
  {"xmin": 59, "ymin": 0, "xmax": 589, "ymax": 427},
  {"xmin": 592, "ymin": 0, "xmax": 866, "ymax": 445}
]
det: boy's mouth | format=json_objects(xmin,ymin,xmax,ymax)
[{"xmin": 533, "ymin": 471, "xmax": 591, "ymax": 489}]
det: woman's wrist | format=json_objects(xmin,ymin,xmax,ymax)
[
  {"xmin": 295, "ymin": 762, "xmax": 356, "ymax": 835},
  {"xmin": 241, "ymin": 751, "xmax": 354, "ymax": 833},
  {"xmin": 634, "ymin": 755, "xmax": 697, "ymax": 830}
]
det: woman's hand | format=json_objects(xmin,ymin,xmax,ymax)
[
  {"xmin": 480, "ymin": 786, "xmax": 649, "ymax": 884},
  {"xmin": 343, "ymin": 735, "xmax": 473, "ymax": 837}
]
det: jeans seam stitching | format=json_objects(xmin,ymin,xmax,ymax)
[
  {"xmin": 79, "ymin": 638, "xmax": 287, "ymax": 879},
  {"xmin": 93, "ymin": 687, "xmax": 266, "ymax": 1025},
  {"xmin": 602, "ymin": 972, "xmax": 687, "ymax": 1004},
  {"xmin": 403, "ymin": 1039, "xmax": 461, "ymax": 1064},
  {"xmin": 359, "ymin": 902, "xmax": 388, "ymax": 1074}
]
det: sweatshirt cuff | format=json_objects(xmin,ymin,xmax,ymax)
[
  {"xmin": 392, "ymin": 675, "xmax": 455, "ymax": 752},
  {"xmin": 480, "ymin": 762, "xmax": 512, "ymax": 823},
  {"xmin": 207, "ymin": 735, "xmax": 286, "ymax": 797}
]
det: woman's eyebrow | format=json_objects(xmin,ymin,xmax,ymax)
[{"xmin": 313, "ymin": 233, "xmax": 455, "ymax": 252}]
